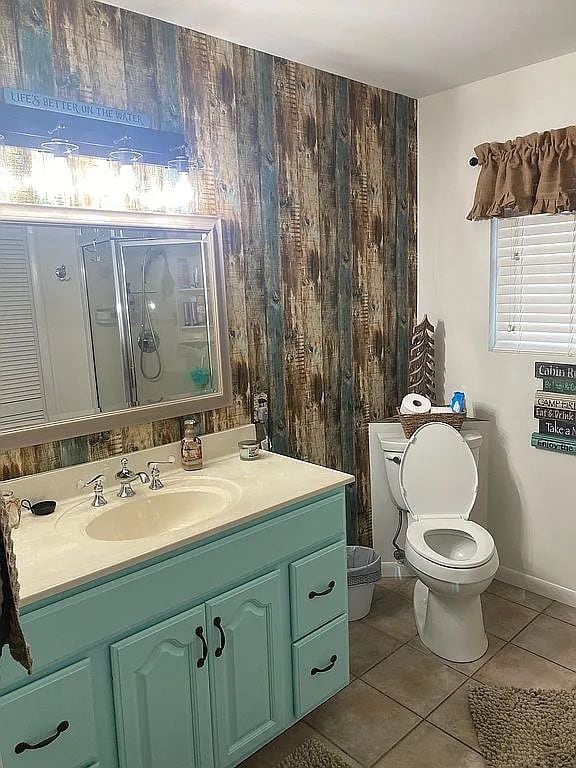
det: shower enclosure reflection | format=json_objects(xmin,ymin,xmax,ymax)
[{"xmin": 0, "ymin": 217, "xmax": 229, "ymax": 438}]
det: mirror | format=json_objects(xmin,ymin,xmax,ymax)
[{"xmin": 0, "ymin": 209, "xmax": 231, "ymax": 448}]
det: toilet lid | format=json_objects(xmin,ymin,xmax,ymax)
[{"xmin": 399, "ymin": 422, "xmax": 478, "ymax": 520}]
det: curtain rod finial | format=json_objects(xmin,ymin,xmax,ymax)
[{"xmin": 469, "ymin": 156, "xmax": 479, "ymax": 167}]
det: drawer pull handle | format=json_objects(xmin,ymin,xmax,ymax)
[
  {"xmin": 196, "ymin": 625, "xmax": 208, "ymax": 668},
  {"xmin": 309, "ymin": 580, "xmax": 335, "ymax": 599},
  {"xmin": 311, "ymin": 655, "xmax": 337, "ymax": 676},
  {"xmin": 15, "ymin": 720, "xmax": 69, "ymax": 754},
  {"xmin": 214, "ymin": 616, "xmax": 226, "ymax": 657}
]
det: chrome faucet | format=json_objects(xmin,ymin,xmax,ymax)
[
  {"xmin": 147, "ymin": 456, "xmax": 176, "ymax": 490},
  {"xmin": 116, "ymin": 457, "xmax": 150, "ymax": 498},
  {"xmin": 79, "ymin": 475, "xmax": 108, "ymax": 507}
]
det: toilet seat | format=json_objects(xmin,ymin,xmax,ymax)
[
  {"xmin": 406, "ymin": 518, "xmax": 495, "ymax": 569},
  {"xmin": 399, "ymin": 423, "xmax": 479, "ymax": 521}
]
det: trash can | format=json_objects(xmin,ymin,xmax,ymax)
[{"xmin": 347, "ymin": 546, "xmax": 382, "ymax": 621}]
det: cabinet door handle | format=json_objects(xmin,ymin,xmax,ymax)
[
  {"xmin": 311, "ymin": 655, "xmax": 337, "ymax": 676},
  {"xmin": 214, "ymin": 616, "xmax": 226, "ymax": 657},
  {"xmin": 15, "ymin": 720, "xmax": 69, "ymax": 753},
  {"xmin": 308, "ymin": 580, "xmax": 335, "ymax": 599},
  {"xmin": 195, "ymin": 625, "xmax": 208, "ymax": 668}
]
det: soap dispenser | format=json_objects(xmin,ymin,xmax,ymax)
[{"xmin": 181, "ymin": 417, "xmax": 203, "ymax": 471}]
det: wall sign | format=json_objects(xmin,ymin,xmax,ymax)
[
  {"xmin": 1, "ymin": 88, "xmax": 150, "ymax": 128},
  {"xmin": 532, "ymin": 362, "xmax": 576, "ymax": 455}
]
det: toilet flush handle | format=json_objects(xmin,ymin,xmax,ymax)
[{"xmin": 386, "ymin": 456, "xmax": 401, "ymax": 465}]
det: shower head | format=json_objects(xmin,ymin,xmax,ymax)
[{"xmin": 142, "ymin": 246, "xmax": 174, "ymax": 297}]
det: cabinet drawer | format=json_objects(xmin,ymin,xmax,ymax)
[
  {"xmin": 290, "ymin": 541, "xmax": 347, "ymax": 638},
  {"xmin": 292, "ymin": 614, "xmax": 349, "ymax": 718},
  {"xmin": 0, "ymin": 659, "xmax": 99, "ymax": 768}
]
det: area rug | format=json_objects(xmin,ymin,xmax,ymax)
[
  {"xmin": 468, "ymin": 685, "xmax": 576, "ymax": 768},
  {"xmin": 275, "ymin": 737, "xmax": 353, "ymax": 768}
]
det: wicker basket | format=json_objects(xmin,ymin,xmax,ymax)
[{"xmin": 398, "ymin": 408, "xmax": 466, "ymax": 438}]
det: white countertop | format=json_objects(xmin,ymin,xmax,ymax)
[{"xmin": 12, "ymin": 449, "xmax": 353, "ymax": 606}]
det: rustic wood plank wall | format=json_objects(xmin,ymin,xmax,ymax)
[{"xmin": 0, "ymin": 0, "xmax": 417, "ymax": 545}]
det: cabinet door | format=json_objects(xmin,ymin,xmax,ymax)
[
  {"xmin": 206, "ymin": 570, "xmax": 290, "ymax": 767},
  {"xmin": 111, "ymin": 605, "xmax": 213, "ymax": 768}
]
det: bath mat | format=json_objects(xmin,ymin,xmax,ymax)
[
  {"xmin": 275, "ymin": 737, "xmax": 353, "ymax": 768},
  {"xmin": 468, "ymin": 685, "xmax": 576, "ymax": 768}
]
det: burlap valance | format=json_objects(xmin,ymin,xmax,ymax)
[{"xmin": 467, "ymin": 126, "xmax": 576, "ymax": 221}]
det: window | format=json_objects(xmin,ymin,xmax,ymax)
[{"xmin": 491, "ymin": 213, "xmax": 576, "ymax": 355}]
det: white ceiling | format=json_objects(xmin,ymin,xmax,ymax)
[{"xmin": 108, "ymin": 0, "xmax": 576, "ymax": 97}]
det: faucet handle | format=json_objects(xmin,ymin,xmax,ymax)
[
  {"xmin": 79, "ymin": 474, "xmax": 107, "ymax": 507},
  {"xmin": 147, "ymin": 456, "xmax": 175, "ymax": 490},
  {"xmin": 78, "ymin": 474, "xmax": 106, "ymax": 489},
  {"xmin": 146, "ymin": 455, "xmax": 176, "ymax": 470},
  {"xmin": 117, "ymin": 457, "xmax": 132, "ymax": 478}
]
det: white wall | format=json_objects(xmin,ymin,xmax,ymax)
[{"xmin": 418, "ymin": 51, "xmax": 576, "ymax": 603}]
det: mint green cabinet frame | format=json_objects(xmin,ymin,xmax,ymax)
[{"xmin": 0, "ymin": 489, "xmax": 349, "ymax": 768}]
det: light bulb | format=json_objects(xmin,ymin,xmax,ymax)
[
  {"xmin": 48, "ymin": 155, "xmax": 74, "ymax": 204},
  {"xmin": 29, "ymin": 151, "xmax": 73, "ymax": 204},
  {"xmin": 118, "ymin": 163, "xmax": 138, "ymax": 201},
  {"xmin": 0, "ymin": 144, "xmax": 15, "ymax": 200},
  {"xmin": 166, "ymin": 167, "xmax": 195, "ymax": 212}
]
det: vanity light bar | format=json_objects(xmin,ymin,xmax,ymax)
[{"xmin": 0, "ymin": 101, "xmax": 188, "ymax": 168}]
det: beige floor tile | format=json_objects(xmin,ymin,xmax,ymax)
[
  {"xmin": 362, "ymin": 645, "xmax": 466, "ymax": 716},
  {"xmin": 363, "ymin": 590, "xmax": 418, "ymax": 641},
  {"xmin": 374, "ymin": 722, "xmax": 484, "ymax": 768},
  {"xmin": 481, "ymin": 593, "xmax": 537, "ymax": 640},
  {"xmin": 545, "ymin": 600, "xmax": 576, "ymax": 626},
  {"xmin": 240, "ymin": 722, "xmax": 317, "ymax": 767},
  {"xmin": 408, "ymin": 633, "xmax": 506, "ymax": 676},
  {"xmin": 306, "ymin": 678, "xmax": 420, "ymax": 766},
  {"xmin": 486, "ymin": 580, "xmax": 553, "ymax": 612},
  {"xmin": 427, "ymin": 681, "xmax": 481, "ymax": 750},
  {"xmin": 239, "ymin": 721, "xmax": 363, "ymax": 768},
  {"xmin": 394, "ymin": 577, "xmax": 417, "ymax": 598},
  {"xmin": 349, "ymin": 620, "xmax": 404, "ymax": 677},
  {"xmin": 513, "ymin": 614, "xmax": 576, "ymax": 671},
  {"xmin": 473, "ymin": 643, "xmax": 576, "ymax": 689}
]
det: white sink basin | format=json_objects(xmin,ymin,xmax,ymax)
[{"xmin": 58, "ymin": 479, "xmax": 241, "ymax": 542}]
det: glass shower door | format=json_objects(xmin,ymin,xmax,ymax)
[{"xmin": 117, "ymin": 238, "xmax": 215, "ymax": 407}]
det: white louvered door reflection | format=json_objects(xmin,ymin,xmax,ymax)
[
  {"xmin": 0, "ymin": 226, "xmax": 47, "ymax": 429},
  {"xmin": 492, "ymin": 213, "xmax": 576, "ymax": 355}
]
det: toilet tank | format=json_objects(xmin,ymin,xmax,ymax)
[{"xmin": 379, "ymin": 430, "xmax": 483, "ymax": 511}]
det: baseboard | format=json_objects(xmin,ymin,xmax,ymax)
[
  {"xmin": 497, "ymin": 566, "xmax": 576, "ymax": 608},
  {"xmin": 380, "ymin": 560, "xmax": 414, "ymax": 578}
]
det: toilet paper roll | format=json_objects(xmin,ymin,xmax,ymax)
[{"xmin": 400, "ymin": 393, "xmax": 432, "ymax": 415}]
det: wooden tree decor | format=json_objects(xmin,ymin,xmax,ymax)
[{"xmin": 408, "ymin": 315, "xmax": 436, "ymax": 402}]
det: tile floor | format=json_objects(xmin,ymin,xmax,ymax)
[{"xmin": 241, "ymin": 577, "xmax": 576, "ymax": 768}]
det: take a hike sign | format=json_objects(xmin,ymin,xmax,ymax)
[{"xmin": 533, "ymin": 362, "xmax": 576, "ymax": 455}]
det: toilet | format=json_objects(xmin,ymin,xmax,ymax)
[{"xmin": 381, "ymin": 422, "xmax": 498, "ymax": 663}]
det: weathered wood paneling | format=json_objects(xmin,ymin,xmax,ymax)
[
  {"xmin": 0, "ymin": 0, "xmax": 21, "ymax": 88},
  {"xmin": 0, "ymin": 0, "xmax": 417, "ymax": 544},
  {"xmin": 14, "ymin": 0, "xmax": 54, "ymax": 92},
  {"xmin": 316, "ymin": 71, "xmax": 340, "ymax": 471},
  {"xmin": 256, "ymin": 51, "xmax": 287, "ymax": 455}
]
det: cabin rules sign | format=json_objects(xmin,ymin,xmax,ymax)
[{"xmin": 532, "ymin": 362, "xmax": 576, "ymax": 455}]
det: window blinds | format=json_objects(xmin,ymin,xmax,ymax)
[
  {"xmin": 492, "ymin": 213, "xmax": 576, "ymax": 355},
  {"xmin": 0, "ymin": 226, "xmax": 47, "ymax": 428}
]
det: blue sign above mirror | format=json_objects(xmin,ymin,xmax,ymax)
[{"xmin": 2, "ymin": 88, "xmax": 150, "ymax": 128}]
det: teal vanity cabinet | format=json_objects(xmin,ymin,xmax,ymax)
[
  {"xmin": 0, "ymin": 489, "xmax": 349, "ymax": 768},
  {"xmin": 111, "ymin": 605, "xmax": 214, "ymax": 768},
  {"xmin": 112, "ymin": 571, "xmax": 289, "ymax": 768}
]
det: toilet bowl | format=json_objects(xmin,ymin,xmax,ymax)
[{"xmin": 382, "ymin": 422, "xmax": 498, "ymax": 663}]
